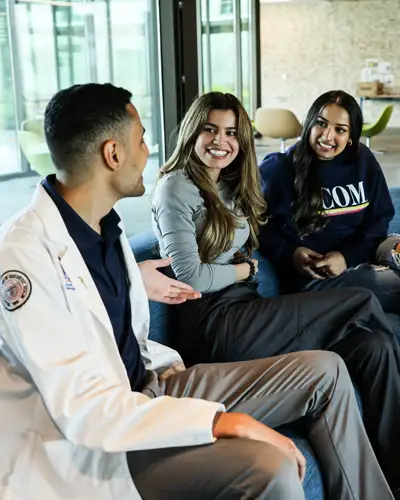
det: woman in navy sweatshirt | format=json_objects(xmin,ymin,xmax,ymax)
[{"xmin": 259, "ymin": 90, "xmax": 400, "ymax": 314}]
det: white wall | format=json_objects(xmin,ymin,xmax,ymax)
[{"xmin": 260, "ymin": 0, "xmax": 400, "ymax": 126}]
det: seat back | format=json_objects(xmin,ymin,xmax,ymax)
[
  {"xmin": 21, "ymin": 118, "xmax": 45, "ymax": 138},
  {"xmin": 362, "ymin": 104, "xmax": 394, "ymax": 138},
  {"xmin": 18, "ymin": 130, "xmax": 54, "ymax": 177},
  {"xmin": 254, "ymin": 108, "xmax": 302, "ymax": 139},
  {"xmin": 389, "ymin": 186, "xmax": 400, "ymax": 234}
]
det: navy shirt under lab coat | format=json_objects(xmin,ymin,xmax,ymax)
[{"xmin": 42, "ymin": 175, "xmax": 146, "ymax": 391}]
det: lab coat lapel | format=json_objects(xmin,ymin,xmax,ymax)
[
  {"xmin": 31, "ymin": 184, "xmax": 114, "ymax": 339},
  {"xmin": 58, "ymin": 246, "xmax": 113, "ymax": 337}
]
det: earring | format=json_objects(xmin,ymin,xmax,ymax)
[{"xmin": 348, "ymin": 139, "xmax": 353, "ymax": 146}]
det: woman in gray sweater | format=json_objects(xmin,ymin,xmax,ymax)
[{"xmin": 152, "ymin": 92, "xmax": 400, "ymax": 497}]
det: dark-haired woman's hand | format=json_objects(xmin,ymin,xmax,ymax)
[
  {"xmin": 292, "ymin": 247, "xmax": 325, "ymax": 280},
  {"xmin": 314, "ymin": 251, "xmax": 347, "ymax": 277}
]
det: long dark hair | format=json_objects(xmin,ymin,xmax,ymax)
[{"xmin": 293, "ymin": 90, "xmax": 363, "ymax": 235}]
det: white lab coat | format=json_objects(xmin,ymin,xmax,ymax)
[{"xmin": 0, "ymin": 184, "xmax": 223, "ymax": 500}]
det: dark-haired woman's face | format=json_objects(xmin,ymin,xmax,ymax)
[
  {"xmin": 309, "ymin": 104, "xmax": 350, "ymax": 160},
  {"xmin": 194, "ymin": 109, "xmax": 239, "ymax": 181}
]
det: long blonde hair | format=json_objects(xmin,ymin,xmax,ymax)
[{"xmin": 158, "ymin": 92, "xmax": 267, "ymax": 263}]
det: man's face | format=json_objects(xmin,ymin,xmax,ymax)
[{"xmin": 115, "ymin": 103, "xmax": 149, "ymax": 198}]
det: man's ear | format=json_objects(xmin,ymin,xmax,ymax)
[{"xmin": 102, "ymin": 140, "xmax": 124, "ymax": 171}]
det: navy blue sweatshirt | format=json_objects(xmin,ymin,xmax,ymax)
[{"xmin": 259, "ymin": 143, "xmax": 394, "ymax": 286}]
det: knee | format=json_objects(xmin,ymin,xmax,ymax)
[
  {"xmin": 234, "ymin": 441, "xmax": 304, "ymax": 500},
  {"xmin": 346, "ymin": 286, "xmax": 389, "ymax": 323},
  {"xmin": 267, "ymin": 453, "xmax": 305, "ymax": 500},
  {"xmin": 376, "ymin": 234, "xmax": 400, "ymax": 263},
  {"xmin": 357, "ymin": 331, "xmax": 395, "ymax": 358},
  {"xmin": 292, "ymin": 350, "xmax": 351, "ymax": 389},
  {"xmin": 350, "ymin": 286, "xmax": 380, "ymax": 308},
  {"xmin": 291, "ymin": 351, "xmax": 356, "ymax": 409}
]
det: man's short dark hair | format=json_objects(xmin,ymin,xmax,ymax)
[{"xmin": 44, "ymin": 83, "xmax": 133, "ymax": 175}]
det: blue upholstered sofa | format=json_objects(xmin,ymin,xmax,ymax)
[{"xmin": 129, "ymin": 187, "xmax": 400, "ymax": 500}]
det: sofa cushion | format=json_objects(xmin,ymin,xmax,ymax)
[
  {"xmin": 129, "ymin": 230, "xmax": 159, "ymax": 262},
  {"xmin": 252, "ymin": 249, "xmax": 281, "ymax": 297},
  {"xmin": 389, "ymin": 187, "xmax": 400, "ymax": 234},
  {"xmin": 278, "ymin": 426, "xmax": 324, "ymax": 499}
]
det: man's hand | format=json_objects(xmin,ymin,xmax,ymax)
[
  {"xmin": 138, "ymin": 258, "xmax": 201, "ymax": 304},
  {"xmin": 213, "ymin": 412, "xmax": 306, "ymax": 482},
  {"xmin": 313, "ymin": 251, "xmax": 347, "ymax": 277},
  {"xmin": 292, "ymin": 246, "xmax": 325, "ymax": 280}
]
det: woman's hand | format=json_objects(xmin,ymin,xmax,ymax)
[
  {"xmin": 313, "ymin": 251, "xmax": 347, "ymax": 277},
  {"xmin": 292, "ymin": 247, "xmax": 325, "ymax": 280},
  {"xmin": 235, "ymin": 259, "xmax": 258, "ymax": 282}
]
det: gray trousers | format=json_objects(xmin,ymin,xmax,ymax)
[{"xmin": 127, "ymin": 351, "xmax": 393, "ymax": 500}]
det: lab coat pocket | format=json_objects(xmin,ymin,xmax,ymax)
[
  {"xmin": 36, "ymin": 439, "xmax": 114, "ymax": 499},
  {"xmin": 38, "ymin": 439, "xmax": 138, "ymax": 499},
  {"xmin": 7, "ymin": 430, "xmax": 38, "ymax": 499},
  {"xmin": 8, "ymin": 436, "xmax": 138, "ymax": 500}
]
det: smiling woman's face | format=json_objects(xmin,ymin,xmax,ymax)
[
  {"xmin": 309, "ymin": 103, "xmax": 351, "ymax": 160},
  {"xmin": 194, "ymin": 109, "xmax": 239, "ymax": 177}
]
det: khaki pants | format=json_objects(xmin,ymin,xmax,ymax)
[{"xmin": 128, "ymin": 351, "xmax": 393, "ymax": 500}]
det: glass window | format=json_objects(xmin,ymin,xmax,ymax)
[
  {"xmin": 1, "ymin": 0, "xmax": 163, "ymax": 236},
  {"xmin": 210, "ymin": 0, "xmax": 235, "ymax": 95},
  {"xmin": 220, "ymin": 0, "xmax": 233, "ymax": 16},
  {"xmin": 1, "ymin": 0, "xmax": 162, "ymax": 181},
  {"xmin": 240, "ymin": 0, "xmax": 250, "ymax": 112},
  {"xmin": 0, "ymin": 0, "xmax": 20, "ymax": 175},
  {"xmin": 199, "ymin": 0, "xmax": 256, "ymax": 117},
  {"xmin": 107, "ymin": 0, "xmax": 162, "ymax": 186}
]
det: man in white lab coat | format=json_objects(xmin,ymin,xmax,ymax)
[{"xmin": 0, "ymin": 83, "xmax": 393, "ymax": 500}]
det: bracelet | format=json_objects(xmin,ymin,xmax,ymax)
[{"xmin": 242, "ymin": 257, "xmax": 256, "ymax": 281}]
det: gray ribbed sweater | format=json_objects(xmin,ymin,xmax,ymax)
[{"xmin": 151, "ymin": 170, "xmax": 250, "ymax": 293}]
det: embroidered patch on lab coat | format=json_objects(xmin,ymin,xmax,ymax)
[{"xmin": 0, "ymin": 270, "xmax": 32, "ymax": 311}]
